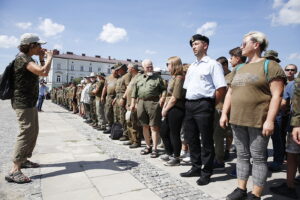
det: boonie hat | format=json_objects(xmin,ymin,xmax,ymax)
[
  {"xmin": 20, "ymin": 33, "xmax": 46, "ymax": 45},
  {"xmin": 263, "ymin": 50, "xmax": 281, "ymax": 63}
]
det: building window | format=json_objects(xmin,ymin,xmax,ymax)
[
  {"xmin": 56, "ymin": 75, "xmax": 61, "ymax": 82},
  {"xmin": 70, "ymin": 76, "xmax": 74, "ymax": 81},
  {"xmin": 80, "ymin": 66, "xmax": 84, "ymax": 71},
  {"xmin": 89, "ymin": 67, "xmax": 92, "ymax": 72},
  {"xmin": 57, "ymin": 63, "xmax": 61, "ymax": 70},
  {"xmin": 71, "ymin": 65, "xmax": 74, "ymax": 71},
  {"xmin": 98, "ymin": 67, "xmax": 101, "ymax": 72}
]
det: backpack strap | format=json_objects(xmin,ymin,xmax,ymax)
[
  {"xmin": 264, "ymin": 59, "xmax": 269, "ymax": 81},
  {"xmin": 235, "ymin": 63, "xmax": 245, "ymax": 71}
]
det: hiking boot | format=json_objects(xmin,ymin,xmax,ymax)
[
  {"xmin": 160, "ymin": 154, "xmax": 172, "ymax": 162},
  {"xmin": 119, "ymin": 136, "xmax": 129, "ymax": 141},
  {"xmin": 123, "ymin": 141, "xmax": 132, "ymax": 145},
  {"xmin": 164, "ymin": 157, "xmax": 180, "ymax": 166},
  {"xmin": 270, "ymin": 183, "xmax": 298, "ymax": 199},
  {"xmin": 129, "ymin": 143, "xmax": 141, "ymax": 149},
  {"xmin": 226, "ymin": 187, "xmax": 247, "ymax": 200}
]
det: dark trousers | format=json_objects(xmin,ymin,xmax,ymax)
[
  {"xmin": 184, "ymin": 98, "xmax": 215, "ymax": 176},
  {"xmin": 160, "ymin": 107, "xmax": 185, "ymax": 157},
  {"xmin": 37, "ymin": 95, "xmax": 45, "ymax": 111},
  {"xmin": 271, "ymin": 115, "xmax": 285, "ymax": 164}
]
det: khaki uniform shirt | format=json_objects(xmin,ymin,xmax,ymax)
[
  {"xmin": 291, "ymin": 73, "xmax": 300, "ymax": 127},
  {"xmin": 105, "ymin": 75, "xmax": 118, "ymax": 96},
  {"xmin": 132, "ymin": 73, "xmax": 166, "ymax": 99},
  {"xmin": 115, "ymin": 72, "xmax": 132, "ymax": 98},
  {"xmin": 95, "ymin": 80, "xmax": 105, "ymax": 98}
]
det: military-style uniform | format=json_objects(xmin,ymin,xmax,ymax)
[
  {"xmin": 89, "ymin": 81, "xmax": 98, "ymax": 125},
  {"xmin": 132, "ymin": 73, "xmax": 166, "ymax": 127},
  {"xmin": 104, "ymin": 74, "xmax": 117, "ymax": 127},
  {"xmin": 291, "ymin": 73, "xmax": 300, "ymax": 127},
  {"xmin": 95, "ymin": 77, "xmax": 106, "ymax": 128},
  {"xmin": 126, "ymin": 73, "xmax": 142, "ymax": 145},
  {"xmin": 114, "ymin": 72, "xmax": 132, "ymax": 138}
]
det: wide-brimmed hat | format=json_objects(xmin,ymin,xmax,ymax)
[
  {"xmin": 114, "ymin": 62, "xmax": 127, "ymax": 71},
  {"xmin": 97, "ymin": 72, "xmax": 106, "ymax": 77},
  {"xmin": 88, "ymin": 72, "xmax": 96, "ymax": 77},
  {"xmin": 20, "ymin": 33, "xmax": 46, "ymax": 45},
  {"xmin": 263, "ymin": 50, "xmax": 281, "ymax": 63}
]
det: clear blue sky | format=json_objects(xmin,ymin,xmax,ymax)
[{"xmin": 0, "ymin": 0, "xmax": 299, "ymax": 73}]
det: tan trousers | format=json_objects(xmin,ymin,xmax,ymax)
[{"xmin": 13, "ymin": 107, "xmax": 39, "ymax": 163}]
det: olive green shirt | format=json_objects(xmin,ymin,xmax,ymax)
[
  {"xmin": 115, "ymin": 72, "xmax": 132, "ymax": 95},
  {"xmin": 166, "ymin": 75, "xmax": 185, "ymax": 109},
  {"xmin": 132, "ymin": 73, "xmax": 166, "ymax": 99},
  {"xmin": 95, "ymin": 79, "xmax": 105, "ymax": 98},
  {"xmin": 11, "ymin": 53, "xmax": 39, "ymax": 109},
  {"xmin": 291, "ymin": 73, "xmax": 300, "ymax": 127}
]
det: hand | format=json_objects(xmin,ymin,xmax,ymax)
[
  {"xmin": 112, "ymin": 98, "xmax": 116, "ymax": 106},
  {"xmin": 45, "ymin": 50, "xmax": 53, "ymax": 60},
  {"xmin": 161, "ymin": 109, "xmax": 167, "ymax": 117},
  {"xmin": 100, "ymin": 97, "xmax": 105, "ymax": 103},
  {"xmin": 119, "ymin": 98, "xmax": 125, "ymax": 107},
  {"xmin": 262, "ymin": 120, "xmax": 274, "ymax": 136},
  {"xmin": 292, "ymin": 127, "xmax": 300, "ymax": 145},
  {"xmin": 130, "ymin": 104, "xmax": 135, "ymax": 112},
  {"xmin": 39, "ymin": 48, "xmax": 46, "ymax": 60},
  {"xmin": 219, "ymin": 114, "xmax": 229, "ymax": 129},
  {"xmin": 159, "ymin": 98, "xmax": 165, "ymax": 107}
]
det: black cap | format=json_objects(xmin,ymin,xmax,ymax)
[{"xmin": 189, "ymin": 34, "xmax": 209, "ymax": 46}]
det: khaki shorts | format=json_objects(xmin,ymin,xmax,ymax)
[
  {"xmin": 286, "ymin": 132, "xmax": 300, "ymax": 154},
  {"xmin": 137, "ymin": 99, "xmax": 162, "ymax": 127}
]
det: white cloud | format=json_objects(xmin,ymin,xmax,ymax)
[
  {"xmin": 16, "ymin": 22, "xmax": 32, "ymax": 30},
  {"xmin": 273, "ymin": 0, "xmax": 284, "ymax": 8},
  {"xmin": 53, "ymin": 44, "xmax": 63, "ymax": 50},
  {"xmin": 196, "ymin": 22, "xmax": 218, "ymax": 37},
  {"xmin": 0, "ymin": 35, "xmax": 18, "ymax": 48},
  {"xmin": 145, "ymin": 49, "xmax": 157, "ymax": 55},
  {"xmin": 98, "ymin": 23, "xmax": 127, "ymax": 43},
  {"xmin": 271, "ymin": 0, "xmax": 300, "ymax": 26},
  {"xmin": 288, "ymin": 52, "xmax": 300, "ymax": 59},
  {"xmin": 38, "ymin": 18, "xmax": 65, "ymax": 37}
]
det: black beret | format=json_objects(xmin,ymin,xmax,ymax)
[{"xmin": 189, "ymin": 34, "xmax": 209, "ymax": 46}]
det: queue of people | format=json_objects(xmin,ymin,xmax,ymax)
[{"xmin": 5, "ymin": 32, "xmax": 300, "ymax": 200}]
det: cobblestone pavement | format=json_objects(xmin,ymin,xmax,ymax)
[{"xmin": 0, "ymin": 100, "xmax": 212, "ymax": 200}]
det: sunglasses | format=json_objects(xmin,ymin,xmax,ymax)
[
  {"xmin": 166, "ymin": 63, "xmax": 171, "ymax": 67},
  {"xmin": 285, "ymin": 69, "xmax": 295, "ymax": 72}
]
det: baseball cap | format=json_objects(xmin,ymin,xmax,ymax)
[{"xmin": 20, "ymin": 33, "xmax": 46, "ymax": 45}]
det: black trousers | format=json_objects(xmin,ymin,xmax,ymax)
[
  {"xmin": 160, "ymin": 107, "xmax": 185, "ymax": 157},
  {"xmin": 184, "ymin": 98, "xmax": 215, "ymax": 176}
]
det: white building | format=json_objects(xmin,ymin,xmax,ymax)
[{"xmin": 45, "ymin": 50, "xmax": 140, "ymax": 89}]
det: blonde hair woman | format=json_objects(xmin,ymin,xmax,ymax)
[
  {"xmin": 160, "ymin": 56, "xmax": 185, "ymax": 166},
  {"xmin": 220, "ymin": 31, "xmax": 286, "ymax": 199}
]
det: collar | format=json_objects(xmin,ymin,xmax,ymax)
[{"xmin": 195, "ymin": 56, "xmax": 209, "ymax": 64}]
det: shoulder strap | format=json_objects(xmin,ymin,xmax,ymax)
[{"xmin": 264, "ymin": 59, "xmax": 269, "ymax": 81}]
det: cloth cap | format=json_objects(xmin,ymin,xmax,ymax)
[
  {"xmin": 20, "ymin": 33, "xmax": 46, "ymax": 45},
  {"xmin": 263, "ymin": 50, "xmax": 281, "ymax": 63},
  {"xmin": 114, "ymin": 62, "xmax": 127, "ymax": 70},
  {"xmin": 189, "ymin": 34, "xmax": 209, "ymax": 46},
  {"xmin": 97, "ymin": 72, "xmax": 106, "ymax": 77}
]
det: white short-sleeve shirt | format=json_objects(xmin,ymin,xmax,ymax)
[{"xmin": 183, "ymin": 56, "xmax": 226, "ymax": 100}]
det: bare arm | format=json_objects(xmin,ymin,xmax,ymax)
[
  {"xmin": 262, "ymin": 79, "xmax": 285, "ymax": 136},
  {"xmin": 26, "ymin": 51, "xmax": 53, "ymax": 76},
  {"xmin": 215, "ymin": 87, "xmax": 226, "ymax": 105},
  {"xmin": 220, "ymin": 87, "xmax": 232, "ymax": 128}
]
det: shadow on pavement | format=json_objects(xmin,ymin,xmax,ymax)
[{"xmin": 30, "ymin": 158, "xmax": 139, "ymax": 179}]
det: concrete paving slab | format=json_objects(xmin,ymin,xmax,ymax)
[
  {"xmin": 41, "ymin": 172, "xmax": 92, "ymax": 196},
  {"xmin": 91, "ymin": 172, "xmax": 146, "ymax": 197},
  {"xmin": 43, "ymin": 188, "xmax": 103, "ymax": 200},
  {"xmin": 82, "ymin": 159, "xmax": 123, "ymax": 178},
  {"xmin": 104, "ymin": 189, "xmax": 161, "ymax": 200}
]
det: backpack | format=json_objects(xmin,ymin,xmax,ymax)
[
  {"xmin": 235, "ymin": 59, "xmax": 270, "ymax": 81},
  {"xmin": 0, "ymin": 60, "xmax": 15, "ymax": 100},
  {"xmin": 110, "ymin": 122, "xmax": 123, "ymax": 140}
]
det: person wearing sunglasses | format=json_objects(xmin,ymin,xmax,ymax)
[
  {"xmin": 284, "ymin": 64, "xmax": 298, "ymax": 82},
  {"xmin": 220, "ymin": 31, "xmax": 286, "ymax": 199}
]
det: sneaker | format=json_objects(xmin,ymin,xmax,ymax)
[
  {"xmin": 180, "ymin": 152, "xmax": 190, "ymax": 159},
  {"xmin": 268, "ymin": 162, "xmax": 282, "ymax": 172},
  {"xmin": 160, "ymin": 154, "xmax": 171, "ymax": 162},
  {"xmin": 270, "ymin": 183, "xmax": 298, "ymax": 199},
  {"xmin": 164, "ymin": 157, "xmax": 180, "ymax": 166},
  {"xmin": 213, "ymin": 161, "xmax": 225, "ymax": 171},
  {"xmin": 182, "ymin": 155, "xmax": 191, "ymax": 163},
  {"xmin": 246, "ymin": 193, "xmax": 261, "ymax": 200},
  {"xmin": 224, "ymin": 150, "xmax": 230, "ymax": 161},
  {"xmin": 226, "ymin": 188, "xmax": 247, "ymax": 200}
]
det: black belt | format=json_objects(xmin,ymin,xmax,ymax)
[
  {"xmin": 186, "ymin": 97, "xmax": 214, "ymax": 102},
  {"xmin": 141, "ymin": 96, "xmax": 160, "ymax": 101}
]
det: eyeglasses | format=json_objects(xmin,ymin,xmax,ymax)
[
  {"xmin": 285, "ymin": 69, "xmax": 296, "ymax": 72},
  {"xmin": 166, "ymin": 63, "xmax": 171, "ymax": 67}
]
